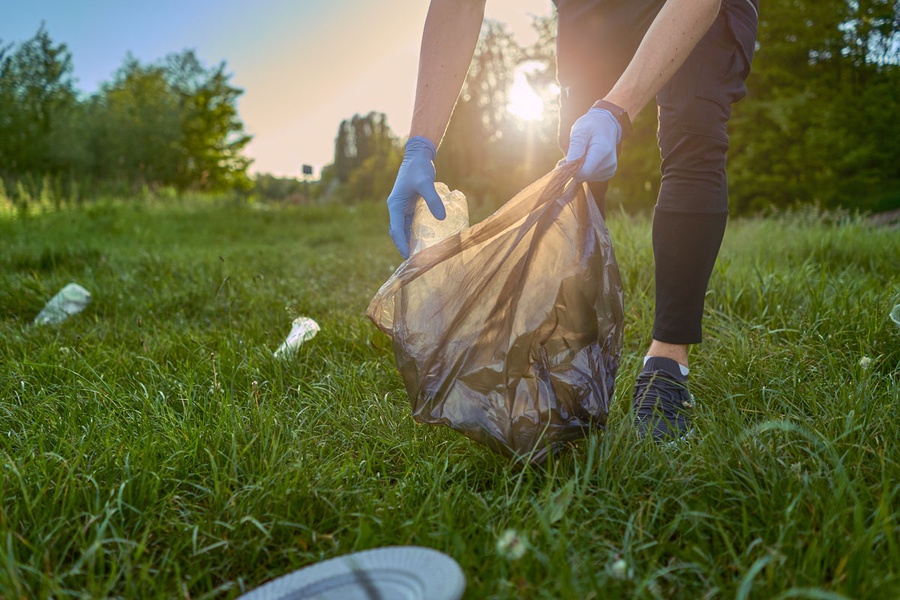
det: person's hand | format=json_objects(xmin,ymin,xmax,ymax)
[
  {"xmin": 387, "ymin": 136, "xmax": 446, "ymax": 259},
  {"xmin": 565, "ymin": 107, "xmax": 623, "ymax": 182}
]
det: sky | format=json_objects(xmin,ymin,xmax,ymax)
[{"xmin": 1, "ymin": 0, "xmax": 555, "ymax": 178}]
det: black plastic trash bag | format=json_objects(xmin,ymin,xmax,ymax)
[{"xmin": 368, "ymin": 161, "xmax": 624, "ymax": 463}]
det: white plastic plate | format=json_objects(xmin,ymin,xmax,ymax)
[{"xmin": 237, "ymin": 546, "xmax": 466, "ymax": 600}]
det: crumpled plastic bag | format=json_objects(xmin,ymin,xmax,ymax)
[{"xmin": 367, "ymin": 161, "xmax": 624, "ymax": 463}]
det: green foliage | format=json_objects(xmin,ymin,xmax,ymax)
[
  {"xmin": 1, "ymin": 200, "xmax": 898, "ymax": 598},
  {"xmin": 0, "ymin": 27, "xmax": 251, "ymax": 200},
  {"xmin": 170, "ymin": 53, "xmax": 253, "ymax": 192},
  {"xmin": 338, "ymin": 149, "xmax": 403, "ymax": 204},
  {"xmin": 727, "ymin": 0, "xmax": 900, "ymax": 213},
  {"xmin": 88, "ymin": 50, "xmax": 252, "ymax": 194},
  {"xmin": 431, "ymin": 3, "xmax": 900, "ymax": 215},
  {"xmin": 90, "ymin": 57, "xmax": 183, "ymax": 188},
  {"xmin": 608, "ymin": 108, "xmax": 662, "ymax": 212},
  {"xmin": 0, "ymin": 26, "xmax": 77, "ymax": 186},
  {"xmin": 331, "ymin": 111, "xmax": 403, "ymax": 203},
  {"xmin": 252, "ymin": 173, "xmax": 311, "ymax": 203},
  {"xmin": 5, "ymin": 3, "xmax": 900, "ymax": 213},
  {"xmin": 333, "ymin": 112, "xmax": 393, "ymax": 183}
]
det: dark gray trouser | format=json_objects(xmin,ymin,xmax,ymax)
[{"xmin": 555, "ymin": 0, "xmax": 758, "ymax": 344}]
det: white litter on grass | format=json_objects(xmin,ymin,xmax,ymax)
[
  {"xmin": 496, "ymin": 529, "xmax": 527, "ymax": 561},
  {"xmin": 610, "ymin": 558, "xmax": 631, "ymax": 580},
  {"xmin": 34, "ymin": 283, "xmax": 92, "ymax": 325},
  {"xmin": 274, "ymin": 316, "xmax": 320, "ymax": 358},
  {"xmin": 236, "ymin": 546, "xmax": 465, "ymax": 600},
  {"xmin": 891, "ymin": 304, "xmax": 900, "ymax": 328}
]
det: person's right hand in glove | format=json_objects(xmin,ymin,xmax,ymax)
[
  {"xmin": 386, "ymin": 136, "xmax": 446, "ymax": 259},
  {"xmin": 565, "ymin": 105, "xmax": 624, "ymax": 183}
]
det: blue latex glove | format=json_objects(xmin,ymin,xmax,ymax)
[
  {"xmin": 387, "ymin": 136, "xmax": 446, "ymax": 259},
  {"xmin": 565, "ymin": 107, "xmax": 623, "ymax": 182}
]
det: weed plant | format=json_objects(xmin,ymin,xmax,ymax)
[{"xmin": 0, "ymin": 199, "xmax": 898, "ymax": 598}]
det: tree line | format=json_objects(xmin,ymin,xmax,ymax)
[
  {"xmin": 0, "ymin": 26, "xmax": 250, "ymax": 205},
  {"xmin": 4, "ymin": 1, "xmax": 899, "ymax": 214},
  {"xmin": 323, "ymin": 0, "xmax": 899, "ymax": 215}
]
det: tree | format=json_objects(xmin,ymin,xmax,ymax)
[
  {"xmin": 252, "ymin": 173, "xmax": 309, "ymax": 203},
  {"xmin": 331, "ymin": 112, "xmax": 402, "ymax": 202},
  {"xmin": 0, "ymin": 25, "xmax": 78, "ymax": 188},
  {"xmin": 0, "ymin": 28, "xmax": 253, "ymax": 198},
  {"xmin": 436, "ymin": 20, "xmax": 532, "ymax": 207},
  {"xmin": 333, "ymin": 112, "xmax": 397, "ymax": 184},
  {"xmin": 89, "ymin": 56, "xmax": 182, "ymax": 189},
  {"xmin": 88, "ymin": 50, "xmax": 252, "ymax": 193},
  {"xmin": 165, "ymin": 50, "xmax": 252, "ymax": 191},
  {"xmin": 429, "ymin": 5, "xmax": 900, "ymax": 214},
  {"xmin": 728, "ymin": 0, "xmax": 900, "ymax": 212}
]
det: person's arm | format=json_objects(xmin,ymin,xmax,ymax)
[
  {"xmin": 567, "ymin": 0, "xmax": 721, "ymax": 181},
  {"xmin": 410, "ymin": 0, "xmax": 487, "ymax": 146},
  {"xmin": 386, "ymin": 0, "xmax": 486, "ymax": 258},
  {"xmin": 605, "ymin": 0, "xmax": 721, "ymax": 118}
]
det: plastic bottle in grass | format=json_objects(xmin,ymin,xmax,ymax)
[
  {"xmin": 34, "ymin": 283, "xmax": 91, "ymax": 325},
  {"xmin": 409, "ymin": 182, "xmax": 469, "ymax": 255}
]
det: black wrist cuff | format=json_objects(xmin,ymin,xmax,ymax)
[{"xmin": 592, "ymin": 99, "xmax": 633, "ymax": 140}]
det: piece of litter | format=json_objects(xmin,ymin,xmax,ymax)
[
  {"xmin": 274, "ymin": 317, "xmax": 320, "ymax": 358},
  {"xmin": 610, "ymin": 558, "xmax": 630, "ymax": 580},
  {"xmin": 496, "ymin": 529, "xmax": 527, "ymax": 561},
  {"xmin": 34, "ymin": 283, "xmax": 92, "ymax": 325},
  {"xmin": 891, "ymin": 304, "xmax": 900, "ymax": 328},
  {"xmin": 409, "ymin": 182, "xmax": 469, "ymax": 256},
  {"xmin": 236, "ymin": 546, "xmax": 465, "ymax": 600}
]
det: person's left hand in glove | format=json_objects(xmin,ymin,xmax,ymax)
[
  {"xmin": 565, "ymin": 104, "xmax": 624, "ymax": 183},
  {"xmin": 386, "ymin": 136, "xmax": 446, "ymax": 259}
]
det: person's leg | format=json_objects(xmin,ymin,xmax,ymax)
[
  {"xmin": 651, "ymin": 0, "xmax": 758, "ymax": 362},
  {"xmin": 557, "ymin": 0, "xmax": 758, "ymax": 359},
  {"xmin": 634, "ymin": 0, "xmax": 758, "ymax": 440},
  {"xmin": 555, "ymin": 0, "xmax": 759, "ymax": 440}
]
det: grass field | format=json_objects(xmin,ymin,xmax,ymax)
[{"xmin": 1, "ymin": 197, "xmax": 899, "ymax": 599}]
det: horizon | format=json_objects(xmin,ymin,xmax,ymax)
[{"xmin": 1, "ymin": 0, "xmax": 555, "ymax": 178}]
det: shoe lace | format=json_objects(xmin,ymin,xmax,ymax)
[{"xmin": 633, "ymin": 370, "xmax": 694, "ymax": 420}]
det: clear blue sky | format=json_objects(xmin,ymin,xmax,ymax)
[{"xmin": 1, "ymin": 0, "xmax": 554, "ymax": 177}]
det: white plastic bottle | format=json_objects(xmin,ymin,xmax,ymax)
[
  {"xmin": 409, "ymin": 182, "xmax": 469, "ymax": 255},
  {"xmin": 34, "ymin": 283, "xmax": 92, "ymax": 325}
]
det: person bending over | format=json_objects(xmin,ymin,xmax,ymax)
[{"xmin": 385, "ymin": 0, "xmax": 758, "ymax": 441}]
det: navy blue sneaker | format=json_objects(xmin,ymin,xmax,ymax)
[{"xmin": 632, "ymin": 357, "xmax": 695, "ymax": 442}]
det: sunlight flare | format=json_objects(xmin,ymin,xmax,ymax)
[{"xmin": 507, "ymin": 66, "xmax": 545, "ymax": 121}]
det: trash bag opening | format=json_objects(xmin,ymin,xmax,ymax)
[{"xmin": 368, "ymin": 158, "xmax": 622, "ymax": 464}]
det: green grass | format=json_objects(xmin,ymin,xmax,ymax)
[{"xmin": 1, "ymin": 198, "xmax": 898, "ymax": 599}]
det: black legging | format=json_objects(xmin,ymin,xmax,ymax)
[{"xmin": 555, "ymin": 0, "xmax": 758, "ymax": 344}]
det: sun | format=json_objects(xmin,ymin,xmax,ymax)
[{"xmin": 507, "ymin": 64, "xmax": 545, "ymax": 121}]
